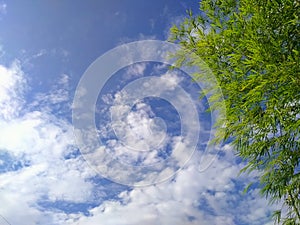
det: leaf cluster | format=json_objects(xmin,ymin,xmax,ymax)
[{"xmin": 169, "ymin": 0, "xmax": 300, "ymax": 223}]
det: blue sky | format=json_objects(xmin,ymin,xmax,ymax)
[{"xmin": 0, "ymin": 1, "xmax": 278, "ymax": 225}]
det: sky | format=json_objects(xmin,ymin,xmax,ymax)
[{"xmin": 0, "ymin": 1, "xmax": 279, "ymax": 225}]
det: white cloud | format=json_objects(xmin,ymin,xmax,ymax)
[
  {"xmin": 32, "ymin": 49, "xmax": 47, "ymax": 59},
  {"xmin": 68, "ymin": 69, "xmax": 277, "ymax": 224},
  {"xmin": 118, "ymin": 34, "xmax": 157, "ymax": 46},
  {"xmin": 111, "ymin": 102, "xmax": 166, "ymax": 152},
  {"xmin": 0, "ymin": 3, "xmax": 7, "ymax": 15},
  {"xmin": 63, "ymin": 149, "xmax": 276, "ymax": 225},
  {"xmin": 0, "ymin": 62, "xmax": 95, "ymax": 224},
  {"xmin": 0, "ymin": 59, "xmax": 278, "ymax": 225},
  {"xmin": 123, "ymin": 63, "xmax": 147, "ymax": 80},
  {"xmin": 0, "ymin": 45, "xmax": 5, "ymax": 57},
  {"xmin": 0, "ymin": 111, "xmax": 96, "ymax": 224},
  {"xmin": 92, "ymin": 71, "xmax": 199, "ymax": 185},
  {"xmin": 30, "ymin": 74, "xmax": 71, "ymax": 115},
  {"xmin": 0, "ymin": 61, "xmax": 26, "ymax": 120}
]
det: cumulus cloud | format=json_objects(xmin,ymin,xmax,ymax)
[
  {"xmin": 71, "ymin": 67, "xmax": 276, "ymax": 224},
  {"xmin": 0, "ymin": 62, "xmax": 95, "ymax": 224},
  {"xmin": 0, "ymin": 59, "xmax": 278, "ymax": 225},
  {"xmin": 0, "ymin": 61, "xmax": 26, "ymax": 120},
  {"xmin": 63, "ymin": 149, "xmax": 276, "ymax": 225}
]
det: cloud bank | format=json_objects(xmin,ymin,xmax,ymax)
[{"xmin": 0, "ymin": 60, "xmax": 277, "ymax": 225}]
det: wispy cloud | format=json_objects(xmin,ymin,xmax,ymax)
[
  {"xmin": 30, "ymin": 73, "xmax": 71, "ymax": 116},
  {"xmin": 122, "ymin": 63, "xmax": 147, "ymax": 80},
  {"xmin": 0, "ymin": 3, "xmax": 7, "ymax": 15}
]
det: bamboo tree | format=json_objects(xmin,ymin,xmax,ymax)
[{"xmin": 169, "ymin": 0, "xmax": 300, "ymax": 223}]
